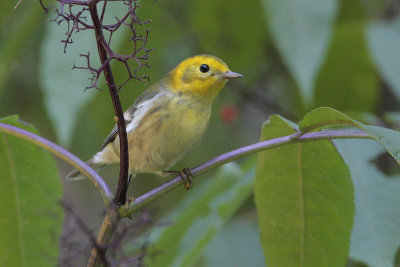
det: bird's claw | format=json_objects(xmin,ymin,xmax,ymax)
[
  {"xmin": 163, "ymin": 167, "xmax": 193, "ymax": 190},
  {"xmin": 181, "ymin": 168, "xmax": 193, "ymax": 190},
  {"xmin": 124, "ymin": 196, "xmax": 135, "ymax": 210}
]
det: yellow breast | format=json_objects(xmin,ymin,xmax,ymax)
[
  {"xmin": 90, "ymin": 54, "xmax": 242, "ymax": 177},
  {"xmin": 127, "ymin": 93, "xmax": 211, "ymax": 174}
]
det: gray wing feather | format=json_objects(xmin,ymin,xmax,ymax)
[
  {"xmin": 100, "ymin": 124, "xmax": 120, "ymax": 150},
  {"xmin": 99, "ymin": 80, "xmax": 167, "ymax": 151}
]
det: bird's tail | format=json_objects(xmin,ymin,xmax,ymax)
[{"xmin": 66, "ymin": 158, "xmax": 107, "ymax": 180}]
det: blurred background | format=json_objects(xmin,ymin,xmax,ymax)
[{"xmin": 1, "ymin": 0, "xmax": 400, "ymax": 266}]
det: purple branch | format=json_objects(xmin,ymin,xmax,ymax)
[
  {"xmin": 121, "ymin": 130, "xmax": 372, "ymax": 216},
  {"xmin": 0, "ymin": 122, "xmax": 113, "ymax": 203},
  {"xmin": 0, "ymin": 118, "xmax": 373, "ymax": 218},
  {"xmin": 56, "ymin": 0, "xmax": 125, "ymax": 5}
]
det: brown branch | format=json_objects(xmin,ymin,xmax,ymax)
[
  {"xmin": 85, "ymin": 0, "xmax": 129, "ymax": 265},
  {"xmin": 88, "ymin": 0, "xmax": 129, "ymax": 204},
  {"xmin": 47, "ymin": 0, "xmax": 152, "ymax": 264},
  {"xmin": 62, "ymin": 202, "xmax": 110, "ymax": 266},
  {"xmin": 56, "ymin": 0, "xmax": 151, "ymax": 203},
  {"xmin": 88, "ymin": 202, "xmax": 120, "ymax": 267}
]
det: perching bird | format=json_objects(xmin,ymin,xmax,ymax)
[{"xmin": 67, "ymin": 54, "xmax": 242, "ymax": 188}]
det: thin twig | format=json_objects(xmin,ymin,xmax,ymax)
[
  {"xmin": 120, "ymin": 130, "xmax": 373, "ymax": 216},
  {"xmin": 58, "ymin": 0, "xmax": 125, "ymax": 4},
  {"xmin": 14, "ymin": 0, "xmax": 23, "ymax": 9},
  {"xmin": 55, "ymin": 0, "xmax": 152, "ymax": 89}
]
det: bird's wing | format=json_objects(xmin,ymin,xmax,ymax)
[
  {"xmin": 100, "ymin": 124, "xmax": 120, "ymax": 150},
  {"xmin": 100, "ymin": 79, "xmax": 169, "ymax": 151}
]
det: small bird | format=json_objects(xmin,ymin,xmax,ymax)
[{"xmin": 67, "ymin": 54, "xmax": 242, "ymax": 188}]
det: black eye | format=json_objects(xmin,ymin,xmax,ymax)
[{"xmin": 199, "ymin": 64, "xmax": 210, "ymax": 73}]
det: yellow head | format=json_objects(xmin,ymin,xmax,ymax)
[{"xmin": 168, "ymin": 54, "xmax": 242, "ymax": 102}]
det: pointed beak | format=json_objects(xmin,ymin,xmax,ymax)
[{"xmin": 220, "ymin": 71, "xmax": 243, "ymax": 79}]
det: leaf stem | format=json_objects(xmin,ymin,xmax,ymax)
[
  {"xmin": 121, "ymin": 129, "xmax": 373, "ymax": 216},
  {"xmin": 0, "ymin": 122, "xmax": 113, "ymax": 203}
]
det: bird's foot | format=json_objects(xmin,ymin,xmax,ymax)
[
  {"xmin": 163, "ymin": 167, "xmax": 193, "ymax": 190},
  {"xmin": 124, "ymin": 196, "xmax": 135, "ymax": 210}
]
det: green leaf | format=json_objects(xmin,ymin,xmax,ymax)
[
  {"xmin": 299, "ymin": 107, "xmax": 360, "ymax": 131},
  {"xmin": 313, "ymin": 22, "xmax": 379, "ymax": 112},
  {"xmin": 254, "ymin": 115, "xmax": 354, "ymax": 267},
  {"xmin": 337, "ymin": 0, "xmax": 368, "ymax": 23},
  {"xmin": 145, "ymin": 163, "xmax": 254, "ymax": 267},
  {"xmin": 0, "ymin": 0, "xmax": 17, "ymax": 20},
  {"xmin": 367, "ymin": 18, "xmax": 400, "ymax": 102},
  {"xmin": 40, "ymin": 15, "xmax": 99, "ymax": 145},
  {"xmin": 0, "ymin": 2, "xmax": 44, "ymax": 95},
  {"xmin": 189, "ymin": 0, "xmax": 268, "ymax": 81},
  {"xmin": 40, "ymin": 2, "xmax": 128, "ymax": 145},
  {"xmin": 261, "ymin": 0, "xmax": 339, "ymax": 103},
  {"xmin": 361, "ymin": 125, "xmax": 400, "ymax": 164},
  {"xmin": 0, "ymin": 116, "xmax": 63, "ymax": 267},
  {"xmin": 335, "ymin": 139, "xmax": 400, "ymax": 267},
  {"xmin": 201, "ymin": 218, "xmax": 265, "ymax": 267},
  {"xmin": 299, "ymin": 107, "xmax": 400, "ymax": 164}
]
